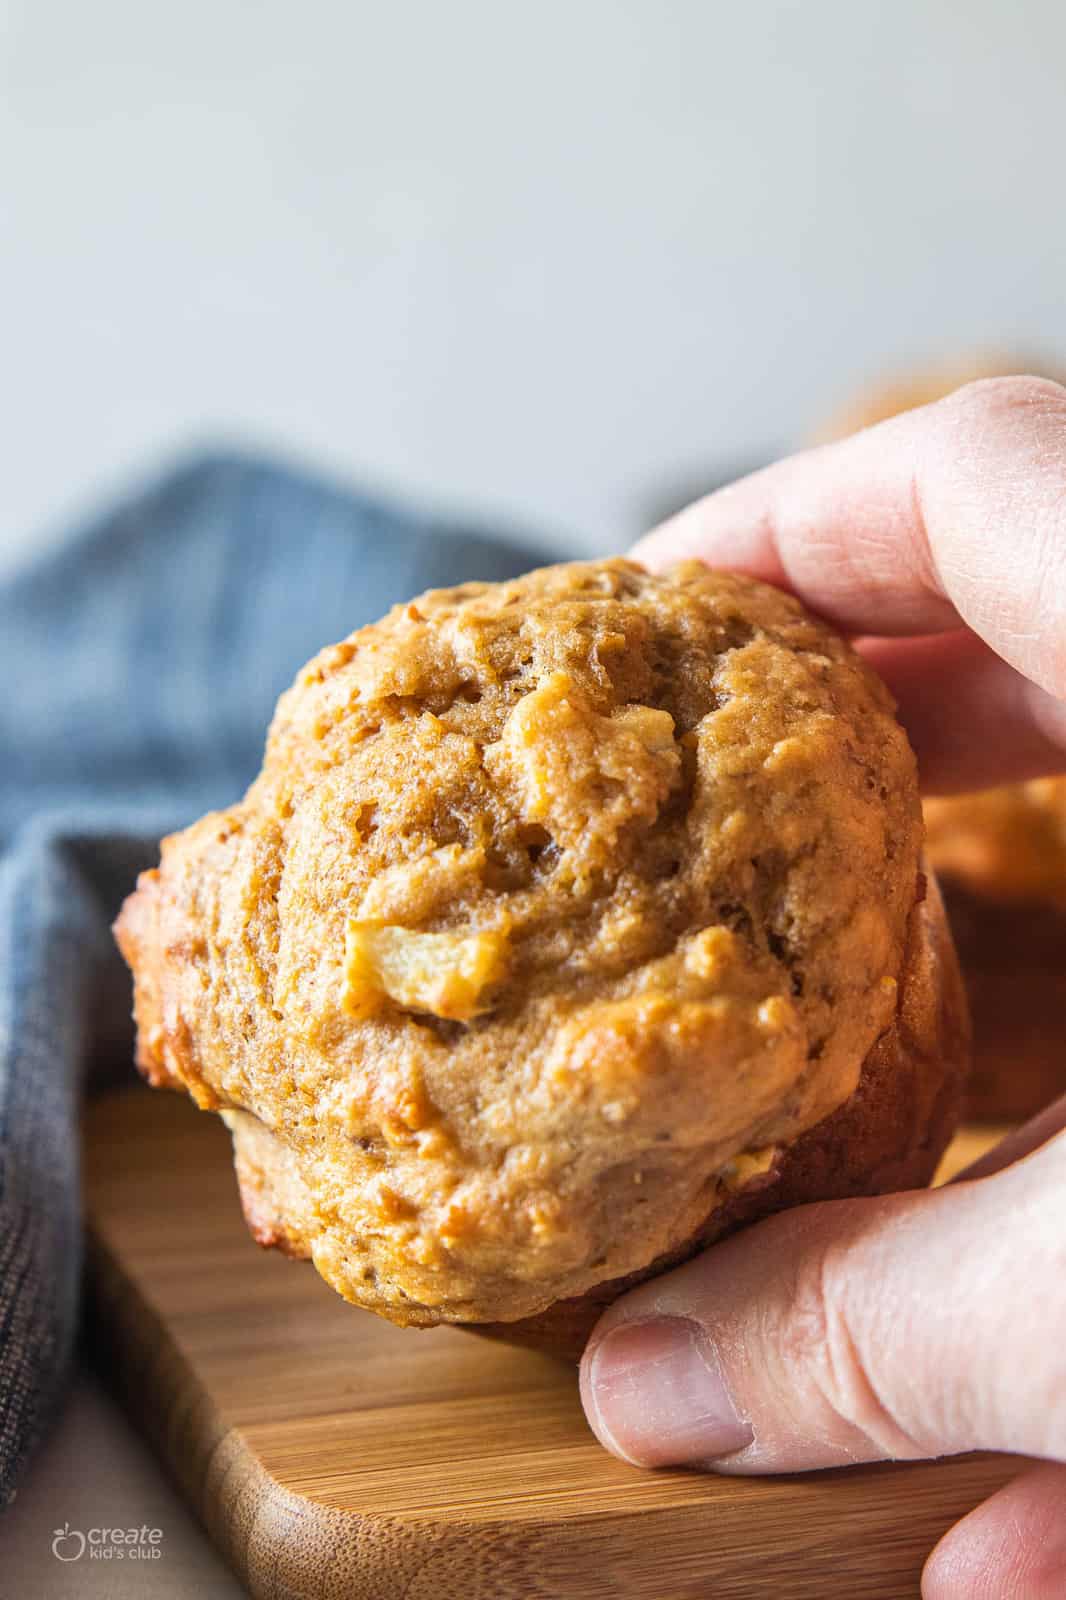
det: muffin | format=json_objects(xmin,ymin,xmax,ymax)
[
  {"xmin": 817, "ymin": 359, "xmax": 1066, "ymax": 1123},
  {"xmin": 924, "ymin": 782, "xmax": 1066, "ymax": 1121},
  {"xmin": 115, "ymin": 559, "xmax": 968, "ymax": 1357}
]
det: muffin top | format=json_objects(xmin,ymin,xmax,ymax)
[
  {"xmin": 117, "ymin": 559, "xmax": 922, "ymax": 1324},
  {"xmin": 924, "ymin": 779, "xmax": 1066, "ymax": 909}
]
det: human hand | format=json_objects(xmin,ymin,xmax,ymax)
[{"xmin": 579, "ymin": 377, "xmax": 1066, "ymax": 1596}]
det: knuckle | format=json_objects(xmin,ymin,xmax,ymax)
[
  {"xmin": 788, "ymin": 1234, "xmax": 926, "ymax": 1460},
  {"xmin": 947, "ymin": 372, "xmax": 1066, "ymax": 428},
  {"xmin": 776, "ymin": 1240, "xmax": 831, "ymax": 1363}
]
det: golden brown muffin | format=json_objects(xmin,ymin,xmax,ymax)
[
  {"xmin": 924, "ymin": 783, "xmax": 1066, "ymax": 1122},
  {"xmin": 115, "ymin": 559, "xmax": 968, "ymax": 1351},
  {"xmin": 816, "ymin": 361, "xmax": 1066, "ymax": 1123}
]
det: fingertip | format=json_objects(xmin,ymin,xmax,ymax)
[
  {"xmin": 628, "ymin": 526, "xmax": 671, "ymax": 573},
  {"xmin": 628, "ymin": 505, "xmax": 729, "ymax": 577},
  {"xmin": 578, "ymin": 1315, "xmax": 627, "ymax": 1462},
  {"xmin": 922, "ymin": 1462, "xmax": 1066, "ymax": 1600},
  {"xmin": 629, "ymin": 467, "xmax": 793, "ymax": 587}
]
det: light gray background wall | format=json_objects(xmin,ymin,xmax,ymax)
[{"xmin": 3, "ymin": 0, "xmax": 1065, "ymax": 567}]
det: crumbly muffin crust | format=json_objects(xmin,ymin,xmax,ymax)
[
  {"xmin": 116, "ymin": 559, "xmax": 924, "ymax": 1326},
  {"xmin": 473, "ymin": 874, "xmax": 967, "ymax": 1358}
]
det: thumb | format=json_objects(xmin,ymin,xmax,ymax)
[{"xmin": 579, "ymin": 1133, "xmax": 1066, "ymax": 1473}]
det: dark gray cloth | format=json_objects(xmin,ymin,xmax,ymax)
[{"xmin": 0, "ymin": 453, "xmax": 550, "ymax": 1504}]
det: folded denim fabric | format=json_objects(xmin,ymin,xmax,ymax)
[{"xmin": 0, "ymin": 453, "xmax": 549, "ymax": 1503}]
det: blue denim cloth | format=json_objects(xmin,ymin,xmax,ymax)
[{"xmin": 0, "ymin": 454, "xmax": 550, "ymax": 1503}]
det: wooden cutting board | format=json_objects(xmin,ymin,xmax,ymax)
[{"xmin": 82, "ymin": 1088, "xmax": 1025, "ymax": 1600}]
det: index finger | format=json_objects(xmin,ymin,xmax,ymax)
[{"xmin": 634, "ymin": 376, "xmax": 1066, "ymax": 700}]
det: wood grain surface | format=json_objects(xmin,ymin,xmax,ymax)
[{"xmin": 82, "ymin": 1088, "xmax": 1026, "ymax": 1600}]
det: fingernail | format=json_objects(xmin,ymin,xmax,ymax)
[{"xmin": 585, "ymin": 1317, "xmax": 753, "ymax": 1468}]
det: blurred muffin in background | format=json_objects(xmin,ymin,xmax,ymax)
[
  {"xmin": 817, "ymin": 355, "xmax": 1066, "ymax": 1122},
  {"xmin": 923, "ymin": 783, "xmax": 1066, "ymax": 1121}
]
